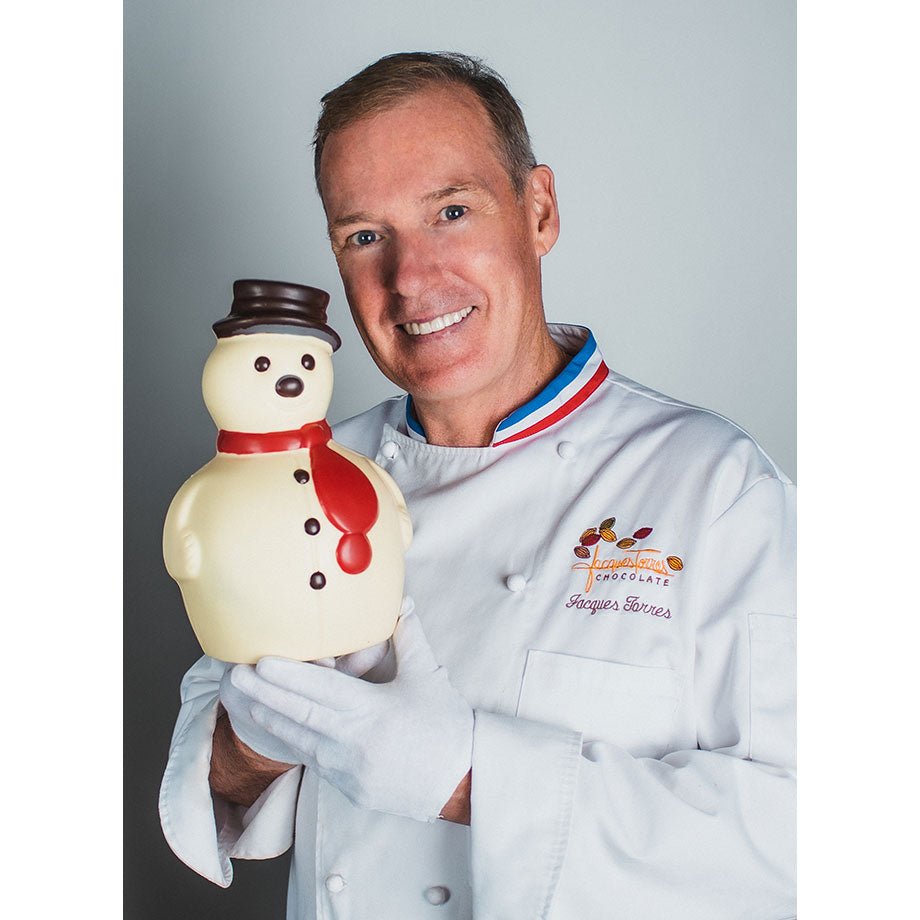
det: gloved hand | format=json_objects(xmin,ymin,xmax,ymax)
[
  {"xmin": 219, "ymin": 665, "xmax": 300, "ymax": 766},
  {"xmin": 219, "ymin": 637, "xmax": 393, "ymax": 765},
  {"xmin": 310, "ymin": 635, "xmax": 392, "ymax": 678},
  {"xmin": 227, "ymin": 609, "xmax": 474, "ymax": 823}
]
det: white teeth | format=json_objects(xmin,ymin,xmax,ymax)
[{"xmin": 402, "ymin": 306, "xmax": 473, "ymax": 336}]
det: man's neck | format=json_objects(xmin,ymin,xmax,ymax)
[{"xmin": 411, "ymin": 333, "xmax": 569, "ymax": 447}]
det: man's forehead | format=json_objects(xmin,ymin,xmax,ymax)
[{"xmin": 318, "ymin": 85, "xmax": 509, "ymax": 209}]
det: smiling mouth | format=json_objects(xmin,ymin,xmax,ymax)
[{"xmin": 401, "ymin": 306, "xmax": 474, "ymax": 336}]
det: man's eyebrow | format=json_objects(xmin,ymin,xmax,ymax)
[
  {"xmin": 420, "ymin": 184, "xmax": 487, "ymax": 204},
  {"xmin": 327, "ymin": 212, "xmax": 376, "ymax": 234}
]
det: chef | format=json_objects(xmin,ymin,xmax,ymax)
[{"xmin": 160, "ymin": 52, "xmax": 796, "ymax": 918}]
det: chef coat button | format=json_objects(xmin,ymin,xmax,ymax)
[
  {"xmin": 557, "ymin": 440, "xmax": 575, "ymax": 459},
  {"xmin": 505, "ymin": 573, "xmax": 526, "ymax": 592},
  {"xmin": 381, "ymin": 440, "xmax": 400, "ymax": 460},
  {"xmin": 324, "ymin": 873, "xmax": 345, "ymax": 893},
  {"xmin": 294, "ymin": 468, "xmax": 310, "ymax": 483},
  {"xmin": 424, "ymin": 885, "xmax": 450, "ymax": 905}
]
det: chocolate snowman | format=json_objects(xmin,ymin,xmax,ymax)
[{"xmin": 163, "ymin": 280, "xmax": 412, "ymax": 664}]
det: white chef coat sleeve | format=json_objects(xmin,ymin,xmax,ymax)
[
  {"xmin": 158, "ymin": 655, "xmax": 303, "ymax": 887},
  {"xmin": 470, "ymin": 475, "xmax": 796, "ymax": 920}
]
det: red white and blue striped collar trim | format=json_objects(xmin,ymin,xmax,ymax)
[{"xmin": 404, "ymin": 324, "xmax": 608, "ymax": 447}]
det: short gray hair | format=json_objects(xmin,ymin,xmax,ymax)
[{"xmin": 313, "ymin": 51, "xmax": 537, "ymax": 198}]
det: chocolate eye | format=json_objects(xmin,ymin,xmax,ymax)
[
  {"xmin": 254, "ymin": 356, "xmax": 270, "ymax": 372},
  {"xmin": 301, "ymin": 354, "xmax": 315, "ymax": 371}
]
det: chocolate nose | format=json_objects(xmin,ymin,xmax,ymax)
[{"xmin": 275, "ymin": 375, "xmax": 304, "ymax": 397}]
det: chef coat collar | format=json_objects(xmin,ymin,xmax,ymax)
[{"xmin": 404, "ymin": 324, "xmax": 608, "ymax": 447}]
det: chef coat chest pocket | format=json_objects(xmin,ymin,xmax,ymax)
[{"xmin": 516, "ymin": 650, "xmax": 683, "ymax": 759}]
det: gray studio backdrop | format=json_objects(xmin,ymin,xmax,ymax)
[{"xmin": 124, "ymin": 1, "xmax": 794, "ymax": 916}]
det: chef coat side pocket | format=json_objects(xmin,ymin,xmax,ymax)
[
  {"xmin": 748, "ymin": 613, "xmax": 796, "ymax": 770},
  {"xmin": 516, "ymin": 650, "xmax": 684, "ymax": 759}
]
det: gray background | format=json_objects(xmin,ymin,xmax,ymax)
[{"xmin": 124, "ymin": 1, "xmax": 794, "ymax": 916}]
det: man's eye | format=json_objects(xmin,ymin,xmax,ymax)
[
  {"xmin": 352, "ymin": 230, "xmax": 378, "ymax": 246},
  {"xmin": 441, "ymin": 204, "xmax": 467, "ymax": 221}
]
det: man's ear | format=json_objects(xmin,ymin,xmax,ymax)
[{"xmin": 528, "ymin": 165, "xmax": 560, "ymax": 258}]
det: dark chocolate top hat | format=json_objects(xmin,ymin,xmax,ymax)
[{"xmin": 213, "ymin": 279, "xmax": 341, "ymax": 351}]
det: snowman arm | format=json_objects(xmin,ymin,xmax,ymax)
[
  {"xmin": 162, "ymin": 477, "xmax": 203, "ymax": 581},
  {"xmin": 372, "ymin": 462, "xmax": 414, "ymax": 550}
]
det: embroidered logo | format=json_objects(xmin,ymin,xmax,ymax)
[{"xmin": 570, "ymin": 516, "xmax": 684, "ymax": 594}]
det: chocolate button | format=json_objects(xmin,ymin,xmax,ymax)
[
  {"xmin": 294, "ymin": 469, "xmax": 310, "ymax": 483},
  {"xmin": 310, "ymin": 572, "xmax": 326, "ymax": 590},
  {"xmin": 304, "ymin": 518, "xmax": 320, "ymax": 535}
]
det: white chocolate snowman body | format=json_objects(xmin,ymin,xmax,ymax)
[{"xmin": 163, "ymin": 331, "xmax": 412, "ymax": 664}]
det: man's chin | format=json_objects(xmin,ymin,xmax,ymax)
[{"xmin": 394, "ymin": 360, "xmax": 489, "ymax": 405}]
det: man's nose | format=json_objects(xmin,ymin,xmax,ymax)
[{"xmin": 384, "ymin": 234, "xmax": 439, "ymax": 297}]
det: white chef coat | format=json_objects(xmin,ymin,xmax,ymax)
[{"xmin": 160, "ymin": 324, "xmax": 796, "ymax": 919}]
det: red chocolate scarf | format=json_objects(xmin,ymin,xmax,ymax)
[{"xmin": 217, "ymin": 420, "xmax": 378, "ymax": 574}]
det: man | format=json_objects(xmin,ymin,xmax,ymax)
[{"xmin": 161, "ymin": 52, "xmax": 795, "ymax": 918}]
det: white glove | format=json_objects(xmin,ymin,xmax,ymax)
[
  {"xmin": 311, "ymin": 636, "xmax": 392, "ymax": 678},
  {"xmin": 227, "ymin": 610, "xmax": 474, "ymax": 823},
  {"xmin": 219, "ymin": 665, "xmax": 300, "ymax": 765},
  {"xmin": 218, "ymin": 639, "xmax": 392, "ymax": 765}
]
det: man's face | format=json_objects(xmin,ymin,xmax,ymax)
[{"xmin": 319, "ymin": 84, "xmax": 559, "ymax": 410}]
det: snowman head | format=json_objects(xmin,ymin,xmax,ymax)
[{"xmin": 202, "ymin": 331, "xmax": 334, "ymax": 432}]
